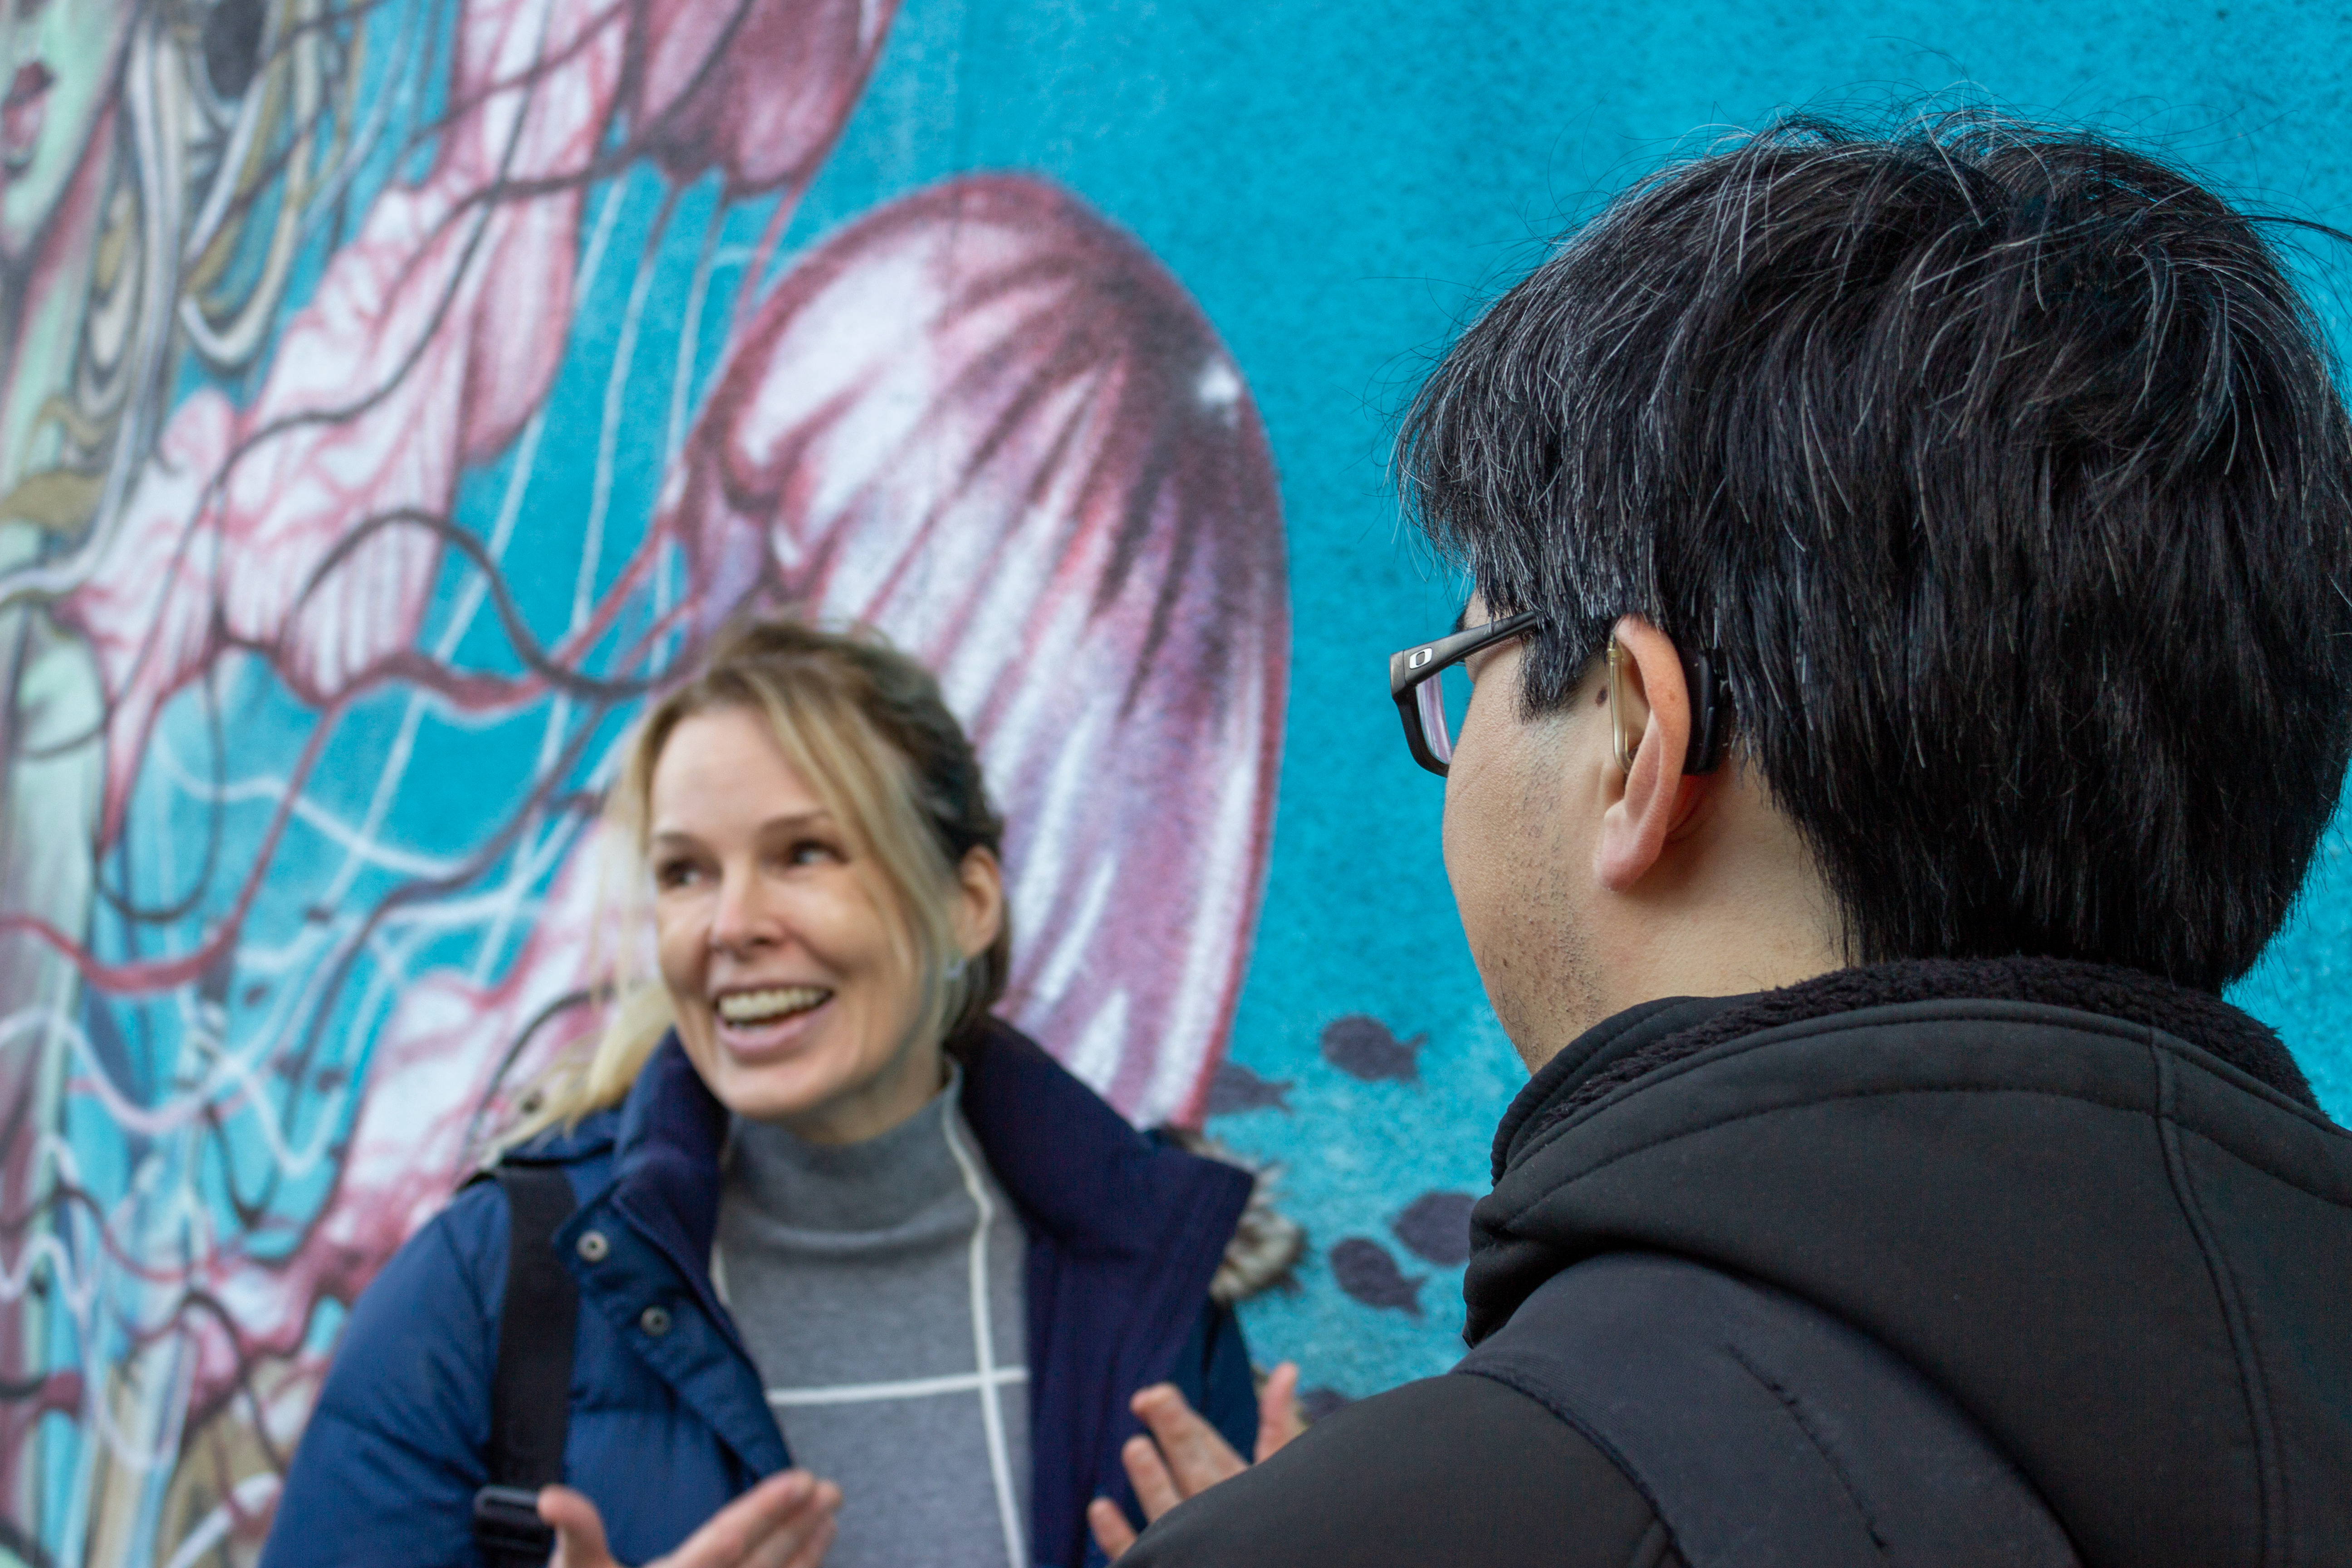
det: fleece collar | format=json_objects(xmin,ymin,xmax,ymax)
[{"xmin": 1494, "ymin": 956, "xmax": 2319, "ymax": 1179}]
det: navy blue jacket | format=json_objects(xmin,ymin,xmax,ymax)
[{"xmin": 265, "ymin": 1020, "xmax": 1258, "ymax": 1568}]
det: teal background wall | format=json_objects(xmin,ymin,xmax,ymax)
[{"xmin": 5, "ymin": 1, "xmax": 2352, "ymax": 1561}]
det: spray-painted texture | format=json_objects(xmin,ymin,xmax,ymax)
[{"xmin": 6, "ymin": 0, "xmax": 2352, "ymax": 1563}]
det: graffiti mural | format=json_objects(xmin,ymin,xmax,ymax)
[{"xmin": 0, "ymin": 0, "xmax": 1286, "ymax": 1561}]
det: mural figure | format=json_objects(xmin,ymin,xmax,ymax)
[
  {"xmin": 0, "ymin": 1, "xmax": 364, "ymax": 1557},
  {"xmin": 0, "ymin": 0, "xmax": 1288, "ymax": 1563}
]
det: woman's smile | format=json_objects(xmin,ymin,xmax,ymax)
[{"xmin": 710, "ymin": 983, "xmax": 837, "ymax": 1059}]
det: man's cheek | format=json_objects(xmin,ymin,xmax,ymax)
[
  {"xmin": 1441, "ymin": 774, "xmax": 1507, "ymax": 946},
  {"xmin": 1439, "ymin": 767, "xmax": 1481, "ymax": 896}
]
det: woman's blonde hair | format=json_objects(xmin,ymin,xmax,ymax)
[{"xmin": 520, "ymin": 618, "xmax": 1011, "ymax": 1136}]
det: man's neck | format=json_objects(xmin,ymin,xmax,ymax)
[{"xmin": 1516, "ymin": 846, "xmax": 1848, "ymax": 1073}]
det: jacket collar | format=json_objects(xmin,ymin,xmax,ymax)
[
  {"xmin": 956, "ymin": 1017, "xmax": 1249, "ymax": 1257},
  {"xmin": 952, "ymin": 1017, "xmax": 1251, "ymax": 1568},
  {"xmin": 1494, "ymin": 956, "xmax": 2320, "ymax": 1180},
  {"xmin": 608, "ymin": 1031, "xmax": 736, "ymax": 1325},
  {"xmin": 1490, "ymin": 993, "xmax": 1740, "ymax": 1181},
  {"xmin": 605, "ymin": 1019, "xmax": 1250, "ymax": 1266}
]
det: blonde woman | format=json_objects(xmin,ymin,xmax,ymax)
[{"xmin": 263, "ymin": 620, "xmax": 1298, "ymax": 1568}]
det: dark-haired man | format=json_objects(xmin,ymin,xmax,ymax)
[{"xmin": 1105, "ymin": 116, "xmax": 2352, "ymax": 1568}]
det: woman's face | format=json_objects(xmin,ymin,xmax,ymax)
[
  {"xmin": 1, "ymin": 0, "xmax": 138, "ymax": 262},
  {"xmin": 647, "ymin": 705, "xmax": 997, "ymax": 1143}
]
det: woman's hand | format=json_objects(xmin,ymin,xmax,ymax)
[
  {"xmin": 1085, "ymin": 1361, "xmax": 1305, "ymax": 1560},
  {"xmin": 541, "ymin": 1471, "xmax": 841, "ymax": 1568}
]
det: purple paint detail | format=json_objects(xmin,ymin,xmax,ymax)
[
  {"xmin": 1329, "ymin": 1235, "xmax": 1425, "ymax": 1317},
  {"xmin": 1206, "ymin": 1059, "xmax": 1293, "ymax": 1116},
  {"xmin": 1390, "ymin": 1191, "xmax": 1476, "ymax": 1267},
  {"xmin": 1318, "ymin": 1015, "xmax": 1426, "ymax": 1083}
]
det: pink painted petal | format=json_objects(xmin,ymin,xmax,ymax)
[{"xmin": 633, "ymin": 0, "xmax": 899, "ymax": 193}]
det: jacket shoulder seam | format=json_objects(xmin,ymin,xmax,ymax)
[
  {"xmin": 2152, "ymin": 1042, "xmax": 2286, "ymax": 1567},
  {"xmin": 1720, "ymin": 1341, "xmax": 1885, "ymax": 1547}
]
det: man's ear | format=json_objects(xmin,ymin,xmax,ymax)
[{"xmin": 1595, "ymin": 616, "xmax": 1709, "ymax": 892}]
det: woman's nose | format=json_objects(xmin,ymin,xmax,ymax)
[{"xmin": 708, "ymin": 870, "xmax": 781, "ymax": 954}]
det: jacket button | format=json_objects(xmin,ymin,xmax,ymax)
[
  {"xmin": 575, "ymin": 1230, "xmax": 610, "ymax": 1263},
  {"xmin": 639, "ymin": 1304, "xmax": 673, "ymax": 1338}
]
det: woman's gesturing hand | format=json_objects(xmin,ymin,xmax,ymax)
[
  {"xmin": 542, "ymin": 1471, "xmax": 841, "ymax": 1568},
  {"xmin": 1086, "ymin": 1361, "xmax": 1305, "ymax": 1560}
]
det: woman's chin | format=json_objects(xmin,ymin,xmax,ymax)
[
  {"xmin": 681, "ymin": 998, "xmax": 937, "ymax": 1137},
  {"xmin": 710, "ymin": 1056, "xmax": 839, "ymax": 1127},
  {"xmin": 694, "ymin": 1006, "xmax": 858, "ymax": 1125}
]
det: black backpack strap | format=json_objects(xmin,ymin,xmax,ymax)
[
  {"xmin": 1455, "ymin": 1253, "xmax": 2080, "ymax": 1568},
  {"xmin": 473, "ymin": 1165, "xmax": 580, "ymax": 1565}
]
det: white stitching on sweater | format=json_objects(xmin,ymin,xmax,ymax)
[
  {"xmin": 945, "ymin": 1110, "xmax": 1029, "ymax": 1568},
  {"xmin": 766, "ymin": 1367, "xmax": 1031, "ymax": 1406}
]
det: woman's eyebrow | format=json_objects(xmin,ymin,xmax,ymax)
[
  {"xmin": 758, "ymin": 810, "xmax": 835, "ymax": 833},
  {"xmin": 648, "ymin": 809, "xmax": 835, "ymax": 846}
]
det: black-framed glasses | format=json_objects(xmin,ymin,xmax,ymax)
[
  {"xmin": 1387, "ymin": 611, "xmax": 1544, "ymax": 776},
  {"xmin": 1389, "ymin": 612, "xmax": 1733, "ymax": 779}
]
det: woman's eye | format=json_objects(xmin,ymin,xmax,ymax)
[
  {"xmin": 784, "ymin": 838, "xmax": 839, "ymax": 867},
  {"xmin": 652, "ymin": 859, "xmax": 701, "ymax": 889}
]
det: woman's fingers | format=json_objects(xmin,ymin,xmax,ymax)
[
  {"xmin": 1255, "ymin": 1361, "xmax": 1305, "ymax": 1462},
  {"xmin": 784, "ymin": 1511, "xmax": 838, "ymax": 1568},
  {"xmin": 652, "ymin": 1471, "xmax": 836, "ymax": 1568},
  {"xmin": 1097, "ymin": 1369, "xmax": 1310, "ymax": 1553},
  {"xmin": 1087, "ymin": 1496, "xmax": 1142, "ymax": 1561},
  {"xmin": 1121, "ymin": 1431, "xmax": 1184, "ymax": 1519},
  {"xmin": 750, "ymin": 1484, "xmax": 840, "ymax": 1568},
  {"xmin": 1130, "ymin": 1383, "xmax": 1246, "ymax": 1495},
  {"xmin": 543, "ymin": 1485, "xmax": 618, "ymax": 1568}
]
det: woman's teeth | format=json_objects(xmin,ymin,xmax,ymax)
[{"xmin": 716, "ymin": 985, "xmax": 831, "ymax": 1025}]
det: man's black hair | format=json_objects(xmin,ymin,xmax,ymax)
[{"xmin": 1398, "ymin": 111, "xmax": 2352, "ymax": 990}]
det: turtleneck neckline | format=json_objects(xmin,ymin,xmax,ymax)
[{"xmin": 724, "ymin": 1064, "xmax": 967, "ymax": 1235}]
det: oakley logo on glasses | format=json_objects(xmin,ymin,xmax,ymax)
[{"xmin": 1407, "ymin": 648, "xmax": 1435, "ymax": 669}]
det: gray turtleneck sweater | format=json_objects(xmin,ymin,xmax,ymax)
[{"xmin": 713, "ymin": 1073, "xmax": 1030, "ymax": 1568}]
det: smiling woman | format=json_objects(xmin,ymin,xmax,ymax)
[
  {"xmin": 646, "ymin": 708, "xmax": 991, "ymax": 1137},
  {"xmin": 261, "ymin": 617, "xmax": 1300, "ymax": 1568},
  {"xmin": 585, "ymin": 617, "xmax": 1017, "ymax": 1140},
  {"xmin": 593, "ymin": 620, "xmax": 1016, "ymax": 1147}
]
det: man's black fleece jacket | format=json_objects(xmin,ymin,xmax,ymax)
[{"xmin": 1124, "ymin": 957, "xmax": 2352, "ymax": 1568}]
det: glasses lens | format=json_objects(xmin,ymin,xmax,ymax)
[
  {"xmin": 1413, "ymin": 675, "xmax": 1452, "ymax": 766},
  {"xmin": 1414, "ymin": 663, "xmax": 1477, "ymax": 766},
  {"xmin": 1441, "ymin": 662, "xmax": 1475, "ymax": 755}
]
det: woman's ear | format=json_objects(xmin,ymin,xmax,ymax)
[
  {"xmin": 953, "ymin": 846, "xmax": 1006, "ymax": 958},
  {"xmin": 1595, "ymin": 617, "xmax": 1710, "ymax": 892}
]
